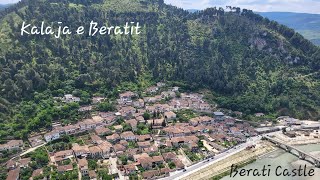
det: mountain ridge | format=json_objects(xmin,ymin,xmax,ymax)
[
  {"xmin": 258, "ymin": 12, "xmax": 320, "ymax": 45},
  {"xmin": 0, "ymin": 3, "xmax": 12, "ymax": 10},
  {"xmin": 187, "ymin": 10, "xmax": 320, "ymax": 45}
]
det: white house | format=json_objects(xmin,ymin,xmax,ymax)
[
  {"xmin": 157, "ymin": 82, "xmax": 166, "ymax": 87},
  {"xmin": 171, "ymin": 87, "xmax": 180, "ymax": 92},
  {"xmin": 44, "ymin": 130, "xmax": 60, "ymax": 142},
  {"xmin": 63, "ymin": 94, "xmax": 80, "ymax": 103}
]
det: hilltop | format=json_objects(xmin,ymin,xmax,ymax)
[{"xmin": 0, "ymin": 0, "xmax": 319, "ymax": 139}]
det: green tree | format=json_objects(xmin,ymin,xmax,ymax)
[
  {"xmin": 143, "ymin": 112, "xmax": 151, "ymax": 120},
  {"xmin": 88, "ymin": 159, "xmax": 97, "ymax": 170},
  {"xmin": 97, "ymin": 102, "xmax": 116, "ymax": 112}
]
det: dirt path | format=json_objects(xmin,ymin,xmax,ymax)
[{"xmin": 19, "ymin": 142, "xmax": 47, "ymax": 157}]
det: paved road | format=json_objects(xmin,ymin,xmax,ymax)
[{"xmin": 161, "ymin": 135, "xmax": 262, "ymax": 180}]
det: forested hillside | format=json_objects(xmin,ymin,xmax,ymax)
[{"xmin": 0, "ymin": 0, "xmax": 319, "ymax": 140}]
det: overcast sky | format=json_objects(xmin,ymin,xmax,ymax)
[
  {"xmin": 1, "ymin": 0, "xmax": 320, "ymax": 14},
  {"xmin": 0, "ymin": 0, "xmax": 18, "ymax": 4},
  {"xmin": 165, "ymin": 0, "xmax": 320, "ymax": 14}
]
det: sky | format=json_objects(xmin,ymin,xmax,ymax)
[
  {"xmin": 0, "ymin": 0, "xmax": 19, "ymax": 4},
  {"xmin": 1, "ymin": 0, "xmax": 320, "ymax": 14},
  {"xmin": 165, "ymin": 0, "xmax": 320, "ymax": 14}
]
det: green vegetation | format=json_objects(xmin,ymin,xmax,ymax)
[
  {"xmin": 0, "ymin": 148, "xmax": 19, "ymax": 164},
  {"xmin": 198, "ymin": 140, "xmax": 204, "ymax": 148},
  {"xmin": 168, "ymin": 161, "xmax": 176, "ymax": 169},
  {"xmin": 62, "ymin": 159, "xmax": 71, "ymax": 165},
  {"xmin": 149, "ymin": 152, "xmax": 160, "ymax": 157},
  {"xmin": 0, "ymin": 0, "xmax": 319, "ymax": 142},
  {"xmin": 50, "ymin": 169, "xmax": 78, "ymax": 180},
  {"xmin": 47, "ymin": 134, "xmax": 81, "ymax": 152},
  {"xmin": 0, "ymin": 168, "xmax": 6, "ymax": 180},
  {"xmin": 138, "ymin": 166, "xmax": 146, "ymax": 172},
  {"xmin": 97, "ymin": 101, "xmax": 116, "ymax": 112},
  {"xmin": 23, "ymin": 147, "xmax": 49, "ymax": 168},
  {"xmin": 100, "ymin": 0, "xmax": 156, "ymax": 13},
  {"xmin": 118, "ymin": 155, "xmax": 128, "ymax": 165},
  {"xmin": 114, "ymin": 118, "xmax": 125, "ymax": 126},
  {"xmin": 137, "ymin": 123, "xmax": 150, "ymax": 135},
  {"xmin": 88, "ymin": 159, "xmax": 98, "ymax": 170},
  {"xmin": 176, "ymin": 110, "xmax": 198, "ymax": 122},
  {"xmin": 122, "ymin": 123, "xmax": 133, "ymax": 132},
  {"xmin": 98, "ymin": 169, "xmax": 113, "ymax": 180},
  {"xmin": 143, "ymin": 112, "xmax": 151, "ymax": 120},
  {"xmin": 128, "ymin": 141, "xmax": 138, "ymax": 148},
  {"xmin": 20, "ymin": 167, "xmax": 33, "ymax": 180},
  {"xmin": 129, "ymin": 174, "xmax": 139, "ymax": 180},
  {"xmin": 184, "ymin": 150, "xmax": 202, "ymax": 162}
]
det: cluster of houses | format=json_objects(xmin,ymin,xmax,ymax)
[
  {"xmin": 5, "ymin": 156, "xmax": 44, "ymax": 180},
  {"xmin": 43, "ymin": 116, "xmax": 106, "ymax": 142},
  {"xmin": 45, "ymin": 130, "xmax": 187, "ymax": 179},
  {"xmin": 2, "ymin": 82, "xmax": 259, "ymax": 180},
  {"xmin": 161, "ymin": 115, "xmax": 256, "ymax": 148}
]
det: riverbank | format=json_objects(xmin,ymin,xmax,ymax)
[
  {"xmin": 180, "ymin": 130, "xmax": 320, "ymax": 180},
  {"xmin": 220, "ymin": 143, "xmax": 320, "ymax": 180},
  {"xmin": 180, "ymin": 141, "xmax": 275, "ymax": 180}
]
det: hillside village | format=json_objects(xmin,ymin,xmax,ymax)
[{"xmin": 1, "ymin": 82, "xmax": 259, "ymax": 180}]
